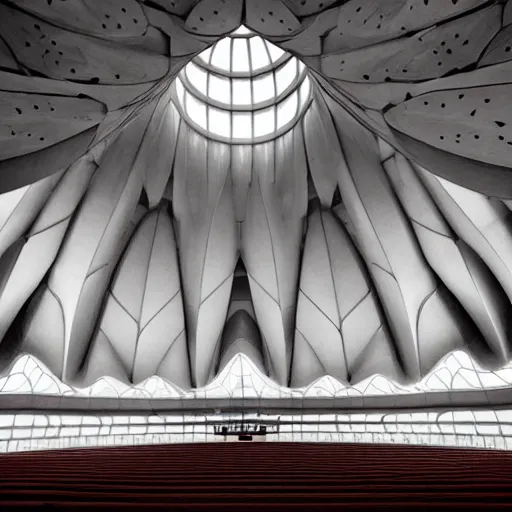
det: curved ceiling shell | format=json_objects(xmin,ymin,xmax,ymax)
[{"xmin": 0, "ymin": 0, "xmax": 511, "ymax": 412}]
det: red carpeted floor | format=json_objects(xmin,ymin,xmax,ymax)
[{"xmin": 1, "ymin": 442, "xmax": 512, "ymax": 510}]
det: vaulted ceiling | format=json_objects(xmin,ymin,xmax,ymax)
[{"xmin": 1, "ymin": 0, "xmax": 512, "ymax": 397}]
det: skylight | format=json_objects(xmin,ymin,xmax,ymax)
[{"xmin": 174, "ymin": 26, "xmax": 311, "ymax": 143}]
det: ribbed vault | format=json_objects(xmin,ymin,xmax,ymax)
[{"xmin": 0, "ymin": 0, "xmax": 512, "ymax": 402}]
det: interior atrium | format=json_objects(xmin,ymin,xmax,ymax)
[{"xmin": 2, "ymin": 0, "xmax": 512, "ymax": 465}]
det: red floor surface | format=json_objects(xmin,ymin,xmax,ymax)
[{"xmin": 1, "ymin": 442, "xmax": 512, "ymax": 510}]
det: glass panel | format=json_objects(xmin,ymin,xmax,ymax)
[
  {"xmin": 232, "ymin": 25, "xmax": 252, "ymax": 36},
  {"xmin": 231, "ymin": 38, "xmax": 250, "ymax": 73},
  {"xmin": 232, "ymin": 112, "xmax": 252, "ymax": 139},
  {"xmin": 252, "ymin": 73, "xmax": 275, "ymax": 104},
  {"xmin": 299, "ymin": 77, "xmax": 311, "ymax": 107},
  {"xmin": 197, "ymin": 46, "xmax": 213, "ymax": 65},
  {"xmin": 210, "ymin": 38, "xmax": 231, "ymax": 71},
  {"xmin": 208, "ymin": 74, "xmax": 231, "ymax": 104},
  {"xmin": 185, "ymin": 62, "xmax": 208, "ymax": 95},
  {"xmin": 185, "ymin": 92, "xmax": 207, "ymax": 130},
  {"xmin": 265, "ymin": 41, "xmax": 285, "ymax": 63},
  {"xmin": 249, "ymin": 37, "xmax": 270, "ymax": 71},
  {"xmin": 253, "ymin": 107, "xmax": 276, "ymax": 138},
  {"xmin": 208, "ymin": 107, "xmax": 231, "ymax": 138},
  {"xmin": 173, "ymin": 32, "xmax": 310, "ymax": 141},
  {"xmin": 175, "ymin": 77, "xmax": 185, "ymax": 106},
  {"xmin": 232, "ymin": 79, "xmax": 252, "ymax": 106},
  {"xmin": 275, "ymin": 59, "xmax": 298, "ymax": 96},
  {"xmin": 277, "ymin": 91, "xmax": 298, "ymax": 129},
  {"xmin": 3, "ymin": 407, "xmax": 512, "ymax": 453}
]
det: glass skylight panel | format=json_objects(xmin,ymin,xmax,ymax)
[
  {"xmin": 275, "ymin": 59, "xmax": 298, "ymax": 96},
  {"xmin": 266, "ymin": 41, "xmax": 285, "ymax": 63},
  {"xmin": 231, "ymin": 38, "xmax": 250, "ymax": 73},
  {"xmin": 185, "ymin": 62, "xmax": 207, "ymax": 95},
  {"xmin": 252, "ymin": 73, "xmax": 275, "ymax": 104},
  {"xmin": 253, "ymin": 107, "xmax": 276, "ymax": 138},
  {"xmin": 208, "ymin": 74, "xmax": 231, "ymax": 104},
  {"xmin": 232, "ymin": 79, "xmax": 252, "ymax": 106},
  {"xmin": 210, "ymin": 37, "xmax": 231, "ymax": 71},
  {"xmin": 249, "ymin": 37, "xmax": 270, "ymax": 71},
  {"xmin": 197, "ymin": 46, "xmax": 213, "ymax": 65},
  {"xmin": 175, "ymin": 77, "xmax": 185, "ymax": 105},
  {"xmin": 185, "ymin": 92, "xmax": 207, "ymax": 130},
  {"xmin": 208, "ymin": 107, "xmax": 231, "ymax": 138},
  {"xmin": 277, "ymin": 91, "xmax": 298, "ymax": 129},
  {"xmin": 299, "ymin": 78, "xmax": 311, "ymax": 107},
  {"xmin": 175, "ymin": 29, "xmax": 310, "ymax": 142},
  {"xmin": 232, "ymin": 25, "xmax": 252, "ymax": 36},
  {"xmin": 232, "ymin": 112, "xmax": 252, "ymax": 139}
]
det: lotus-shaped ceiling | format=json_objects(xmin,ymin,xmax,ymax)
[{"xmin": 0, "ymin": 0, "xmax": 512, "ymax": 400}]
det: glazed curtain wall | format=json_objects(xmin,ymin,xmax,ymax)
[{"xmin": 2, "ymin": 408, "xmax": 512, "ymax": 454}]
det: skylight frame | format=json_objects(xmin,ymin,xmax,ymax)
[{"xmin": 174, "ymin": 28, "xmax": 313, "ymax": 144}]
